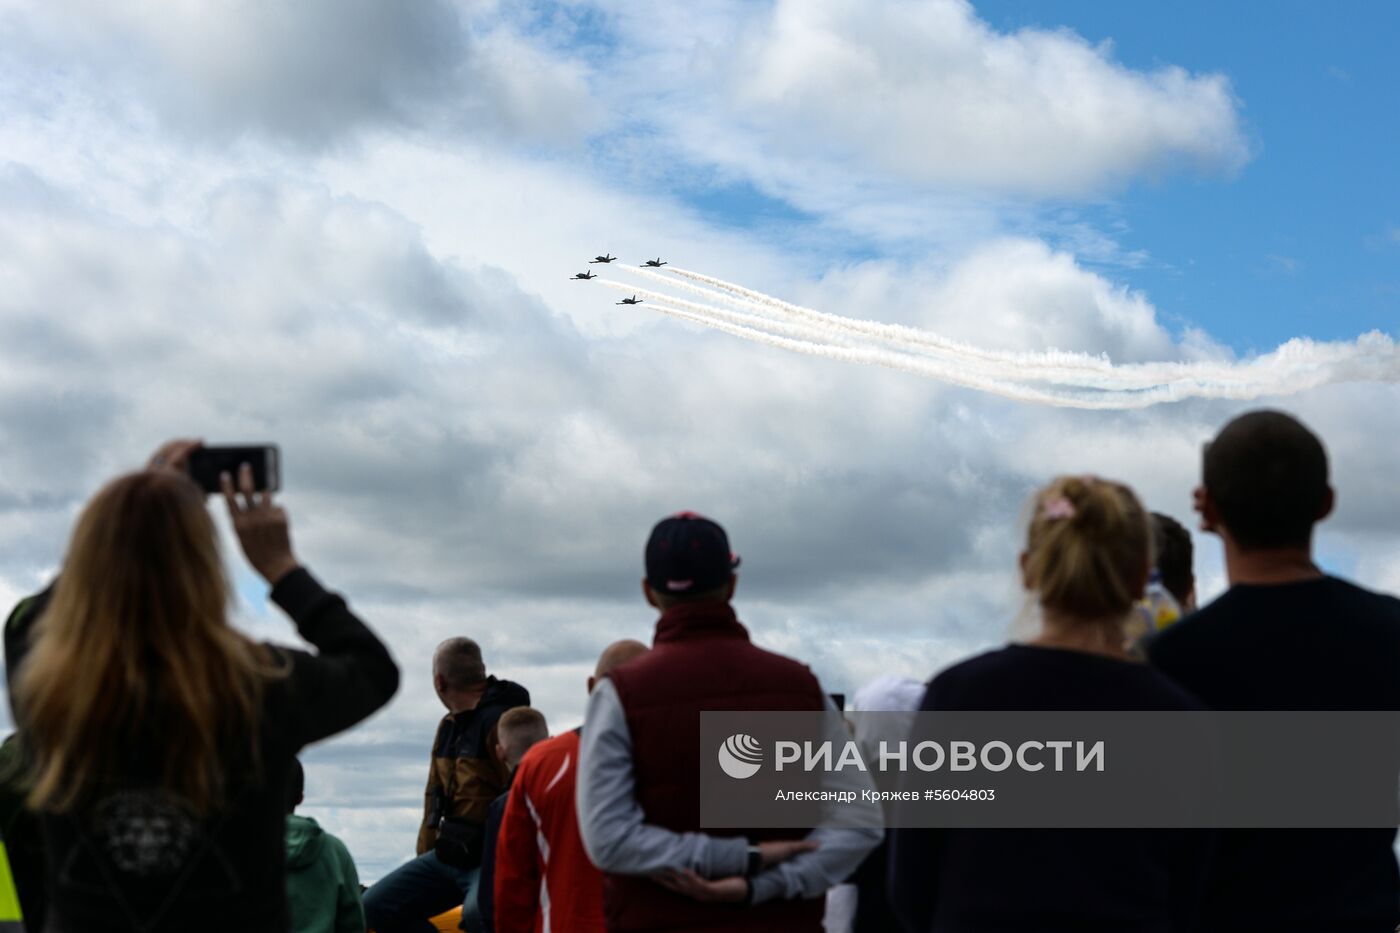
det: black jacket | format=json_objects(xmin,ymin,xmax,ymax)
[
  {"xmin": 417, "ymin": 676, "xmax": 530, "ymax": 855},
  {"xmin": 4, "ymin": 568, "xmax": 399, "ymax": 933}
]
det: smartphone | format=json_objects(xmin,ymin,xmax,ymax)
[{"xmin": 187, "ymin": 445, "xmax": 281, "ymax": 495}]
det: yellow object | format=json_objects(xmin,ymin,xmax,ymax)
[
  {"xmin": 0, "ymin": 841, "xmax": 23, "ymax": 924},
  {"xmin": 430, "ymin": 906, "xmax": 463, "ymax": 932}
]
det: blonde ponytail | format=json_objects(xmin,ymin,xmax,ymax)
[{"xmin": 1023, "ymin": 475, "xmax": 1152, "ymax": 621}]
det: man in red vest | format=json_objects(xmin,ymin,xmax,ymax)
[{"xmin": 576, "ymin": 512, "xmax": 881, "ymax": 933}]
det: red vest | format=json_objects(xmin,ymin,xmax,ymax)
[{"xmin": 603, "ymin": 602, "xmax": 827, "ymax": 933}]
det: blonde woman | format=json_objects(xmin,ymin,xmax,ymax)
[
  {"xmin": 5, "ymin": 439, "xmax": 399, "ymax": 933},
  {"xmin": 888, "ymin": 475, "xmax": 1208, "ymax": 933}
]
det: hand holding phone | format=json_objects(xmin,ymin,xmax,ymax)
[{"xmin": 220, "ymin": 462, "xmax": 300, "ymax": 585}]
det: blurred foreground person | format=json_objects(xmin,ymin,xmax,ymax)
[
  {"xmin": 1148, "ymin": 410, "xmax": 1400, "ymax": 933},
  {"xmin": 493, "ymin": 640, "xmax": 649, "ymax": 933},
  {"xmin": 477, "ymin": 706, "xmax": 549, "ymax": 933},
  {"xmin": 577, "ymin": 512, "xmax": 881, "ymax": 933},
  {"xmin": 0, "ymin": 733, "xmax": 43, "ymax": 931},
  {"xmin": 364, "ymin": 638, "xmax": 528, "ymax": 932},
  {"xmin": 285, "ymin": 758, "xmax": 364, "ymax": 933},
  {"xmin": 4, "ymin": 439, "xmax": 400, "ymax": 932},
  {"xmin": 889, "ymin": 476, "xmax": 1209, "ymax": 933}
]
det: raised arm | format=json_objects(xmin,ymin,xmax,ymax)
[{"xmin": 222, "ymin": 461, "xmax": 399, "ymax": 745}]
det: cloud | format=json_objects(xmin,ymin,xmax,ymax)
[
  {"xmin": 730, "ymin": 0, "xmax": 1248, "ymax": 195},
  {"xmin": 560, "ymin": 0, "xmax": 1250, "ymax": 251},
  {"xmin": 3, "ymin": 0, "xmax": 598, "ymax": 148},
  {"xmin": 3, "ymin": 161, "xmax": 1399, "ymax": 874},
  {"xmin": 799, "ymin": 240, "xmax": 1184, "ymax": 362}
]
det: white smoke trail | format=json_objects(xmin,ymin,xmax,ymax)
[
  {"xmin": 604, "ymin": 267, "xmax": 1400, "ymax": 408},
  {"xmin": 653, "ymin": 266, "xmax": 1400, "ymax": 394},
  {"xmin": 600, "ymin": 278, "xmax": 1250, "ymax": 396}
]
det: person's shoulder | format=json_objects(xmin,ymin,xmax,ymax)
[
  {"xmin": 1325, "ymin": 576, "xmax": 1400, "ymax": 615},
  {"xmin": 484, "ymin": 677, "xmax": 531, "ymax": 710},
  {"xmin": 1145, "ymin": 595, "xmax": 1236, "ymax": 661},
  {"xmin": 1128, "ymin": 665, "xmax": 1208, "ymax": 710},
  {"xmin": 930, "ymin": 646, "xmax": 1020, "ymax": 683},
  {"xmin": 742, "ymin": 640, "xmax": 820, "ymax": 678},
  {"xmin": 318, "ymin": 826, "xmax": 356, "ymax": 866},
  {"xmin": 528, "ymin": 729, "xmax": 579, "ymax": 762},
  {"xmin": 515, "ymin": 730, "xmax": 577, "ymax": 779},
  {"xmin": 922, "ymin": 647, "xmax": 1022, "ymax": 707}
]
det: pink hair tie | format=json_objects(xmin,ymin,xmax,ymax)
[{"xmin": 1041, "ymin": 497, "xmax": 1076, "ymax": 520}]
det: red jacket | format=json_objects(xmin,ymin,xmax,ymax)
[
  {"xmin": 603, "ymin": 601, "xmax": 827, "ymax": 933},
  {"xmin": 494, "ymin": 729, "xmax": 605, "ymax": 933}
]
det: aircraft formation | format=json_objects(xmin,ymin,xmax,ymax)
[{"xmin": 569, "ymin": 254, "xmax": 670, "ymax": 290}]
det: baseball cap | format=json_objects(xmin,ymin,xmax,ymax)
[{"xmin": 645, "ymin": 511, "xmax": 741, "ymax": 594}]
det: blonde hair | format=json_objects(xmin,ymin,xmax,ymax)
[
  {"xmin": 1024, "ymin": 475, "xmax": 1152, "ymax": 621},
  {"xmin": 496, "ymin": 706, "xmax": 549, "ymax": 767},
  {"xmin": 16, "ymin": 470, "xmax": 282, "ymax": 814}
]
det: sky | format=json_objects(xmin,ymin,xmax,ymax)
[{"xmin": 1, "ymin": 0, "xmax": 1397, "ymax": 879}]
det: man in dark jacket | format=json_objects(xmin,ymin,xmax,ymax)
[
  {"xmin": 364, "ymin": 638, "xmax": 529, "ymax": 933},
  {"xmin": 1148, "ymin": 410, "xmax": 1400, "ymax": 933}
]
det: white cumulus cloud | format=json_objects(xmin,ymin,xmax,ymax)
[{"xmin": 719, "ymin": 0, "xmax": 1249, "ymax": 195}]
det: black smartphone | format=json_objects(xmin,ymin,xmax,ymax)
[{"xmin": 187, "ymin": 445, "xmax": 281, "ymax": 495}]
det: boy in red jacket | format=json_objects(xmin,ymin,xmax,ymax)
[{"xmin": 493, "ymin": 640, "xmax": 649, "ymax": 933}]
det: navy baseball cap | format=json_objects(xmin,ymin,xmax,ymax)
[{"xmin": 645, "ymin": 512, "xmax": 741, "ymax": 594}]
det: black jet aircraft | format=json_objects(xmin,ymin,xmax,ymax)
[
  {"xmin": 642, "ymin": 258, "xmax": 668, "ymax": 267},
  {"xmin": 616, "ymin": 295, "xmax": 643, "ymax": 305},
  {"xmin": 589, "ymin": 253, "xmax": 617, "ymax": 264},
  {"xmin": 571, "ymin": 271, "xmax": 597, "ymax": 280}
]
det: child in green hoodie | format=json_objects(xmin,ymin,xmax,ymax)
[{"xmin": 286, "ymin": 759, "xmax": 365, "ymax": 933}]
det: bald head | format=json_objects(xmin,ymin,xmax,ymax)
[{"xmin": 588, "ymin": 639, "xmax": 649, "ymax": 694}]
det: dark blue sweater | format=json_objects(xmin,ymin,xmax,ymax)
[
  {"xmin": 888, "ymin": 644, "xmax": 1209, "ymax": 933},
  {"xmin": 1147, "ymin": 576, "xmax": 1400, "ymax": 933}
]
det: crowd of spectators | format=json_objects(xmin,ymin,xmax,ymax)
[{"xmin": 2, "ymin": 408, "xmax": 1398, "ymax": 933}]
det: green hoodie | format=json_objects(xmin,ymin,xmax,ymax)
[{"xmin": 285, "ymin": 815, "xmax": 364, "ymax": 933}]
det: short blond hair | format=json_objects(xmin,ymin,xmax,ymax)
[{"xmin": 496, "ymin": 706, "xmax": 548, "ymax": 767}]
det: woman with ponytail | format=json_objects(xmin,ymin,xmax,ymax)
[
  {"xmin": 5, "ymin": 439, "xmax": 399, "ymax": 932},
  {"xmin": 889, "ymin": 475, "xmax": 1208, "ymax": 932}
]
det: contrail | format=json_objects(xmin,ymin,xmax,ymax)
[
  {"xmin": 605, "ymin": 266, "xmax": 1400, "ymax": 408},
  {"xmin": 601, "ymin": 277, "xmax": 1256, "ymax": 394},
  {"xmin": 613, "ymin": 267, "xmax": 1187, "ymax": 389},
  {"xmin": 652, "ymin": 266, "xmax": 1390, "ymax": 393}
]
